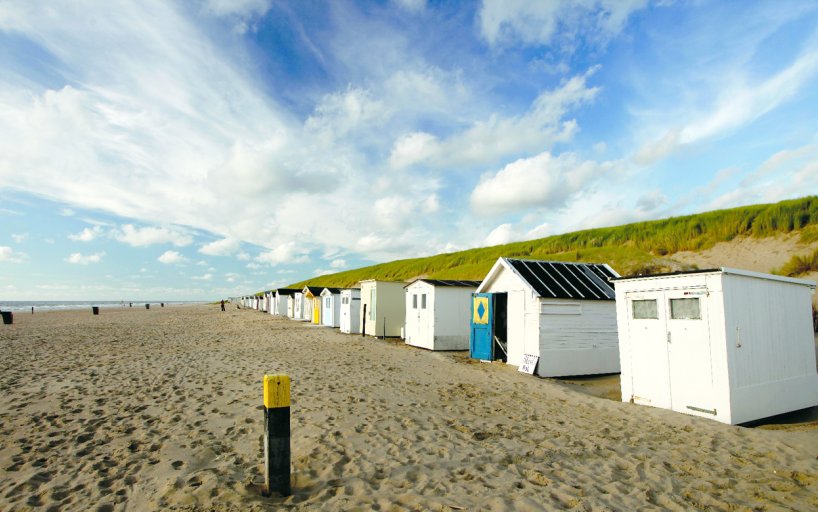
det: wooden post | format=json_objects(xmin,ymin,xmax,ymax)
[
  {"xmin": 263, "ymin": 374, "xmax": 291, "ymax": 496},
  {"xmin": 362, "ymin": 304, "xmax": 367, "ymax": 337}
]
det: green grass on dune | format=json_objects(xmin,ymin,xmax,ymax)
[{"xmin": 286, "ymin": 196, "xmax": 818, "ymax": 289}]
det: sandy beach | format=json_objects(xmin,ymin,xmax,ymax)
[{"xmin": 1, "ymin": 305, "xmax": 817, "ymax": 511}]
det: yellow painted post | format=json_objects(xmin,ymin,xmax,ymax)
[{"xmin": 263, "ymin": 374, "xmax": 291, "ymax": 496}]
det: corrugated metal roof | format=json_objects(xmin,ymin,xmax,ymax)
[
  {"xmin": 506, "ymin": 259, "xmax": 617, "ymax": 300},
  {"xmin": 414, "ymin": 279, "xmax": 482, "ymax": 288}
]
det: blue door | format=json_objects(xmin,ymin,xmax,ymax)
[{"xmin": 470, "ymin": 293, "xmax": 493, "ymax": 360}]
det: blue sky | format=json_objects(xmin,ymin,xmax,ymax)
[{"xmin": 2, "ymin": 0, "xmax": 818, "ymax": 300}]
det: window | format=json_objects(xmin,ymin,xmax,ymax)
[
  {"xmin": 412, "ymin": 294, "xmax": 418, "ymax": 309},
  {"xmin": 670, "ymin": 298, "xmax": 700, "ymax": 319},
  {"xmin": 421, "ymin": 294, "xmax": 427, "ymax": 309},
  {"xmin": 325, "ymin": 297, "xmax": 330, "ymax": 307},
  {"xmin": 369, "ymin": 289, "xmax": 376, "ymax": 320},
  {"xmin": 632, "ymin": 299, "xmax": 658, "ymax": 319}
]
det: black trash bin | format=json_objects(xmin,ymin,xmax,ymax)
[
  {"xmin": 145, "ymin": 304, "xmax": 150, "ymax": 309},
  {"xmin": 1, "ymin": 311, "xmax": 13, "ymax": 325},
  {"xmin": 92, "ymin": 306, "xmax": 99, "ymax": 315}
]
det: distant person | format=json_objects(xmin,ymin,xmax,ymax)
[
  {"xmin": 220, "ymin": 300, "xmax": 225, "ymax": 312},
  {"xmin": 31, "ymin": 306, "xmax": 34, "ymax": 314}
]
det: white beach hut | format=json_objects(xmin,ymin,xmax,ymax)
[
  {"xmin": 472, "ymin": 258, "xmax": 620, "ymax": 377},
  {"xmin": 272, "ymin": 288, "xmax": 299, "ymax": 316},
  {"xmin": 613, "ymin": 268, "xmax": 818, "ymax": 425},
  {"xmin": 359, "ymin": 280, "xmax": 407, "ymax": 337},
  {"xmin": 287, "ymin": 294, "xmax": 295, "ymax": 318},
  {"xmin": 405, "ymin": 279, "xmax": 482, "ymax": 350},
  {"xmin": 320, "ymin": 288, "xmax": 342, "ymax": 327},
  {"xmin": 340, "ymin": 289, "xmax": 361, "ymax": 334},
  {"xmin": 302, "ymin": 286, "xmax": 323, "ymax": 324}
]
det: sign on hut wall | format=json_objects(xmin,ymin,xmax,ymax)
[{"xmin": 519, "ymin": 354, "xmax": 539, "ymax": 374}]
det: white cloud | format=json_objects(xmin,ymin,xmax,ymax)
[
  {"xmin": 389, "ymin": 132, "xmax": 439, "ymax": 169},
  {"xmin": 11, "ymin": 233, "xmax": 28, "ymax": 243},
  {"xmin": 113, "ymin": 225, "xmax": 193, "ymax": 247},
  {"xmin": 68, "ymin": 225, "xmax": 104, "ymax": 242},
  {"xmin": 0, "ymin": 246, "xmax": 27, "ymax": 263},
  {"xmin": 412, "ymin": 70, "xmax": 600, "ymax": 170},
  {"xmin": 202, "ymin": 0, "xmax": 273, "ymax": 34},
  {"xmin": 471, "ymin": 151, "xmax": 615, "ymax": 214},
  {"xmin": 199, "ymin": 237, "xmax": 240, "ymax": 256},
  {"xmin": 329, "ymin": 259, "xmax": 346, "ymax": 269},
  {"xmin": 479, "ymin": 0, "xmax": 649, "ymax": 49},
  {"xmin": 256, "ymin": 242, "xmax": 310, "ymax": 266},
  {"xmin": 483, "ymin": 223, "xmax": 517, "ymax": 247},
  {"xmin": 632, "ymin": 24, "xmax": 818, "ymax": 166},
  {"xmin": 526, "ymin": 222, "xmax": 552, "ymax": 240},
  {"xmin": 65, "ymin": 251, "xmax": 105, "ymax": 265},
  {"xmin": 158, "ymin": 250, "xmax": 187, "ymax": 264},
  {"xmin": 193, "ymin": 273, "xmax": 213, "ymax": 281}
]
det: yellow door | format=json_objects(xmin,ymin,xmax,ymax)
[{"xmin": 313, "ymin": 297, "xmax": 321, "ymax": 324}]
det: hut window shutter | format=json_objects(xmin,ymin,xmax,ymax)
[
  {"xmin": 421, "ymin": 294, "xmax": 427, "ymax": 309},
  {"xmin": 412, "ymin": 294, "xmax": 418, "ymax": 309}
]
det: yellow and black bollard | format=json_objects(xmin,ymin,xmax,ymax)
[{"xmin": 263, "ymin": 374, "xmax": 291, "ymax": 496}]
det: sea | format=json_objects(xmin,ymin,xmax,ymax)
[{"xmin": 0, "ymin": 301, "xmax": 207, "ymax": 313}]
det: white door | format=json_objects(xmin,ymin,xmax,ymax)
[
  {"xmin": 406, "ymin": 293, "xmax": 419, "ymax": 343},
  {"xmin": 340, "ymin": 297, "xmax": 349, "ymax": 331},
  {"xmin": 665, "ymin": 291, "xmax": 715, "ymax": 416},
  {"xmin": 417, "ymin": 292, "xmax": 429, "ymax": 345},
  {"xmin": 625, "ymin": 293, "xmax": 672, "ymax": 409}
]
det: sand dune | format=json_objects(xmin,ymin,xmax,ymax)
[{"xmin": 1, "ymin": 306, "xmax": 817, "ymax": 511}]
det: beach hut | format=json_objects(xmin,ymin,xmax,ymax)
[
  {"xmin": 472, "ymin": 258, "xmax": 620, "ymax": 377},
  {"xmin": 320, "ymin": 288, "xmax": 342, "ymax": 327},
  {"xmin": 272, "ymin": 288, "xmax": 299, "ymax": 316},
  {"xmin": 287, "ymin": 294, "xmax": 295, "ymax": 318},
  {"xmin": 302, "ymin": 286, "xmax": 323, "ymax": 324},
  {"xmin": 340, "ymin": 289, "xmax": 361, "ymax": 334},
  {"xmin": 613, "ymin": 268, "xmax": 818, "ymax": 424},
  {"xmin": 404, "ymin": 279, "xmax": 482, "ymax": 350},
  {"xmin": 359, "ymin": 280, "xmax": 407, "ymax": 337}
]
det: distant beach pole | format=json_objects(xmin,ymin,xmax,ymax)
[
  {"xmin": 262, "ymin": 374, "xmax": 291, "ymax": 497},
  {"xmin": 362, "ymin": 305, "xmax": 367, "ymax": 337}
]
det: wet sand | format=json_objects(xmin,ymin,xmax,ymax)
[{"xmin": 1, "ymin": 305, "xmax": 817, "ymax": 511}]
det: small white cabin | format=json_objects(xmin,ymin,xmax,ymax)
[
  {"xmin": 340, "ymin": 289, "xmax": 361, "ymax": 334},
  {"xmin": 286, "ymin": 294, "xmax": 295, "ymax": 318},
  {"xmin": 614, "ymin": 268, "xmax": 818, "ymax": 425},
  {"xmin": 405, "ymin": 279, "xmax": 482, "ymax": 350},
  {"xmin": 474, "ymin": 258, "xmax": 620, "ymax": 377},
  {"xmin": 359, "ymin": 280, "xmax": 407, "ymax": 337},
  {"xmin": 320, "ymin": 288, "xmax": 342, "ymax": 327},
  {"xmin": 272, "ymin": 289, "xmax": 298, "ymax": 316}
]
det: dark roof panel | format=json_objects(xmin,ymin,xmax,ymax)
[
  {"xmin": 418, "ymin": 279, "xmax": 482, "ymax": 288},
  {"xmin": 321, "ymin": 287, "xmax": 342, "ymax": 294},
  {"xmin": 506, "ymin": 259, "xmax": 616, "ymax": 300},
  {"xmin": 274, "ymin": 288, "xmax": 300, "ymax": 296}
]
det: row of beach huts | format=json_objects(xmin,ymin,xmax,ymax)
[{"xmin": 232, "ymin": 257, "xmax": 818, "ymax": 426}]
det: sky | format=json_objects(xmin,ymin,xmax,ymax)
[{"xmin": 2, "ymin": 0, "xmax": 818, "ymax": 301}]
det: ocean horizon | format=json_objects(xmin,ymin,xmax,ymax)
[{"xmin": 0, "ymin": 300, "xmax": 209, "ymax": 313}]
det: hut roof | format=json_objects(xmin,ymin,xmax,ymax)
[{"xmin": 480, "ymin": 258, "xmax": 618, "ymax": 300}]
